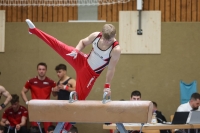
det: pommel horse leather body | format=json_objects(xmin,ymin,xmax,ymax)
[{"xmin": 28, "ymin": 100, "xmax": 153, "ymax": 123}]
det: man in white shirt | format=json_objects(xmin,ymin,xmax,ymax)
[
  {"xmin": 176, "ymin": 93, "xmax": 200, "ymax": 133},
  {"xmin": 177, "ymin": 92, "xmax": 200, "ymax": 112}
]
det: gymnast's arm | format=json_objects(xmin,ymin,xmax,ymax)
[
  {"xmin": 21, "ymin": 87, "xmax": 29, "ymax": 103},
  {"xmin": 52, "ymin": 86, "xmax": 58, "ymax": 97},
  {"xmin": 105, "ymin": 45, "xmax": 121, "ymax": 86},
  {"xmin": 67, "ymin": 78, "xmax": 76, "ymax": 92},
  {"xmin": 0, "ymin": 86, "xmax": 12, "ymax": 110},
  {"xmin": 0, "ymin": 118, "xmax": 8, "ymax": 127},
  {"xmin": 75, "ymin": 32, "xmax": 100, "ymax": 51},
  {"xmin": 19, "ymin": 116, "xmax": 27, "ymax": 127},
  {"xmin": 54, "ymin": 79, "xmax": 76, "ymax": 92}
]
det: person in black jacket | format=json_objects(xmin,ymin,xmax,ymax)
[{"xmin": 152, "ymin": 101, "xmax": 171, "ymax": 133}]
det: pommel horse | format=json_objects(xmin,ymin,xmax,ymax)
[{"xmin": 28, "ymin": 92, "xmax": 153, "ymax": 133}]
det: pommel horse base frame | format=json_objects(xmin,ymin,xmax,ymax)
[{"xmin": 28, "ymin": 91, "xmax": 153, "ymax": 133}]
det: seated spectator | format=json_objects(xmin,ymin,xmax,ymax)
[
  {"xmin": 129, "ymin": 90, "xmax": 142, "ymax": 133},
  {"xmin": 30, "ymin": 126, "xmax": 40, "ymax": 133},
  {"xmin": 0, "ymin": 94, "xmax": 28, "ymax": 133},
  {"xmin": 152, "ymin": 101, "xmax": 171, "ymax": 133},
  {"xmin": 130, "ymin": 90, "xmax": 141, "ymax": 101},
  {"xmin": 116, "ymin": 91, "xmax": 142, "ymax": 133},
  {"xmin": 175, "ymin": 93, "xmax": 200, "ymax": 133},
  {"xmin": 152, "ymin": 101, "xmax": 167, "ymax": 123},
  {"xmin": 68, "ymin": 125, "xmax": 78, "ymax": 133},
  {"xmin": 177, "ymin": 92, "xmax": 200, "ymax": 111},
  {"xmin": 47, "ymin": 125, "xmax": 55, "ymax": 133}
]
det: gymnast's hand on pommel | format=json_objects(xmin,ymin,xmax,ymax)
[{"xmin": 103, "ymin": 83, "xmax": 111, "ymax": 96}]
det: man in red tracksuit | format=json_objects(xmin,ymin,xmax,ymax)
[{"xmin": 21, "ymin": 62, "xmax": 56, "ymax": 133}]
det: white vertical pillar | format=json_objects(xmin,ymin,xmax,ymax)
[{"xmin": 0, "ymin": 10, "xmax": 5, "ymax": 52}]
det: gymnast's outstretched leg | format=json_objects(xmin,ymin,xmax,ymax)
[{"xmin": 25, "ymin": 19, "xmax": 85, "ymax": 71}]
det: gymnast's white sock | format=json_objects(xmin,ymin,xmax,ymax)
[{"xmin": 25, "ymin": 19, "xmax": 35, "ymax": 29}]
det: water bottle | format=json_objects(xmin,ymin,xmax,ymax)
[{"xmin": 151, "ymin": 111, "xmax": 158, "ymax": 124}]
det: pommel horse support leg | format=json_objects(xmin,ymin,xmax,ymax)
[
  {"xmin": 53, "ymin": 91, "xmax": 78, "ymax": 133},
  {"xmin": 28, "ymin": 91, "xmax": 153, "ymax": 133}
]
